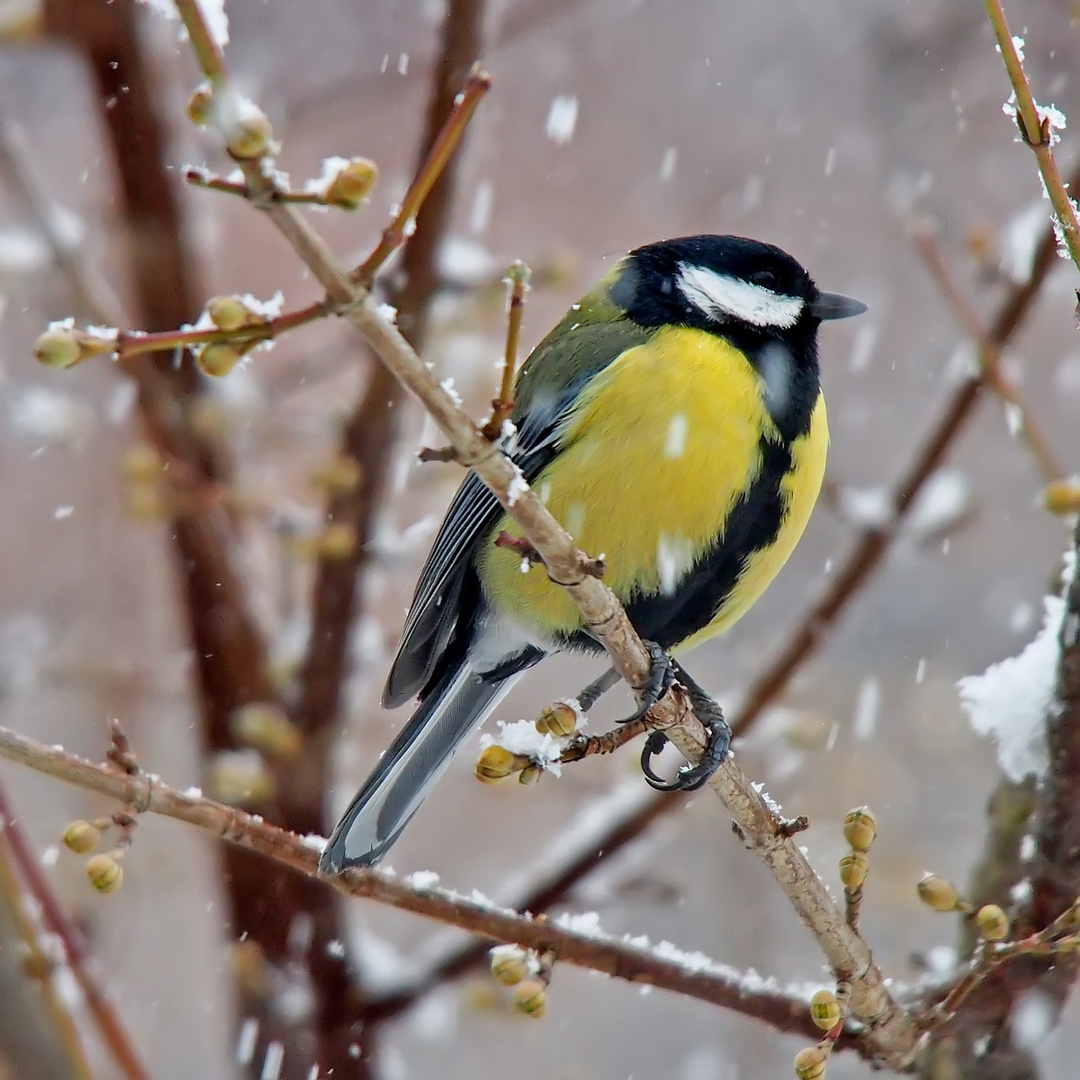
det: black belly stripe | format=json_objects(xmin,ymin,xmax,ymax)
[{"xmin": 562, "ymin": 435, "xmax": 793, "ymax": 653}]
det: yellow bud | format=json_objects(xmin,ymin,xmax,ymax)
[
  {"xmin": 325, "ymin": 158, "xmax": 379, "ymax": 209},
  {"xmin": 34, "ymin": 326, "xmax": 81, "ymax": 369},
  {"xmin": 975, "ymin": 904, "xmax": 1010, "ymax": 942},
  {"xmin": 206, "ymin": 295, "xmax": 251, "ymax": 332},
  {"xmin": 121, "ymin": 444, "xmax": 163, "ymax": 482},
  {"xmin": 475, "ymin": 744, "xmax": 524, "ymax": 784},
  {"xmin": 86, "ymin": 853, "xmax": 123, "ymax": 894},
  {"xmin": 490, "ymin": 946, "xmax": 528, "ymax": 986},
  {"xmin": 809, "ymin": 988, "xmax": 841, "ymax": 1031},
  {"xmin": 187, "ymin": 84, "xmax": 214, "ymax": 126},
  {"xmin": 225, "ymin": 108, "xmax": 273, "ymax": 160},
  {"xmin": 535, "ymin": 701, "xmax": 578, "ymax": 737},
  {"xmin": 62, "ymin": 820, "xmax": 102, "ymax": 855},
  {"xmin": 1045, "ymin": 479, "xmax": 1080, "ymax": 516},
  {"xmin": 0, "ymin": 4, "xmax": 44, "ymax": 42},
  {"xmin": 839, "ymin": 850, "xmax": 868, "ymax": 891},
  {"xmin": 918, "ymin": 874, "xmax": 960, "ymax": 913},
  {"xmin": 842, "ymin": 807, "xmax": 877, "ymax": 853},
  {"xmin": 316, "ymin": 523, "xmax": 358, "ymax": 560},
  {"xmin": 197, "ymin": 342, "xmax": 244, "ymax": 377},
  {"xmin": 207, "ymin": 749, "xmax": 276, "ymax": 806},
  {"xmin": 512, "ymin": 978, "xmax": 547, "ymax": 1018},
  {"xmin": 189, "ymin": 398, "xmax": 233, "ymax": 443},
  {"xmin": 230, "ymin": 702, "xmax": 302, "ymax": 760},
  {"xmin": 232, "ymin": 939, "xmax": 273, "ymax": 1001},
  {"xmin": 793, "ymin": 1045, "xmax": 828, "ymax": 1080},
  {"xmin": 126, "ymin": 482, "xmax": 169, "ymax": 522},
  {"xmin": 309, "ymin": 457, "xmax": 363, "ymax": 496},
  {"xmin": 518, "ymin": 764, "xmax": 543, "ymax": 786}
]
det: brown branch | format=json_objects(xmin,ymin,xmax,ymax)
[
  {"xmin": 0, "ymin": 724, "xmax": 838, "ymax": 1049},
  {"xmin": 114, "ymin": 298, "xmax": 336, "ymax": 359},
  {"xmin": 294, "ymin": 0, "xmax": 485, "ymax": 744},
  {"xmin": 290, "ymin": 0, "xmax": 488, "ymax": 1070},
  {"xmin": 0, "ymin": 782, "xmax": 149, "ymax": 1080},
  {"xmin": 911, "ymin": 523, "xmax": 1080, "ymax": 1073},
  {"xmin": 351, "ymin": 66, "xmax": 491, "ymax": 288}
]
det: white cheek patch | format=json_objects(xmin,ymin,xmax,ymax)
[{"xmin": 676, "ymin": 262, "xmax": 804, "ymax": 329}]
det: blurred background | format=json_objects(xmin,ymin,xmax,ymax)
[{"xmin": 1, "ymin": 0, "xmax": 1079, "ymax": 1077}]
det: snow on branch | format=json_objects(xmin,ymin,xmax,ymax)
[{"xmin": 0, "ymin": 723, "xmax": 827, "ymax": 1044}]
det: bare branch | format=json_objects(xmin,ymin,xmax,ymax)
[
  {"xmin": 0, "ymin": 725, "xmax": 833, "ymax": 1045},
  {"xmin": 984, "ymin": 0, "xmax": 1080, "ymax": 271}
]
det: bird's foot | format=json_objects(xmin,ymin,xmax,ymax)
[{"xmin": 639, "ymin": 660, "xmax": 731, "ymax": 792}]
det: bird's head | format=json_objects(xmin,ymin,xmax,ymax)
[{"xmin": 608, "ymin": 234, "xmax": 866, "ymax": 339}]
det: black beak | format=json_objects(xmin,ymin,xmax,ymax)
[{"xmin": 811, "ymin": 291, "xmax": 867, "ymax": 321}]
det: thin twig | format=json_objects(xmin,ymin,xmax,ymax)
[
  {"xmin": 185, "ymin": 168, "xmax": 333, "ymax": 205},
  {"xmin": 481, "ymin": 260, "xmax": 530, "ymax": 440},
  {"xmin": 560, "ymin": 718, "xmax": 653, "ymax": 763},
  {"xmin": 984, "ymin": 0, "xmax": 1080, "ymax": 270},
  {"xmin": 0, "ymin": 817, "xmax": 93, "ymax": 1080},
  {"xmin": 114, "ymin": 298, "xmax": 335, "ymax": 359},
  {"xmin": 351, "ymin": 67, "xmax": 491, "ymax": 287}
]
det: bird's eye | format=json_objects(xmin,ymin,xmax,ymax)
[{"xmin": 750, "ymin": 269, "xmax": 778, "ymax": 288}]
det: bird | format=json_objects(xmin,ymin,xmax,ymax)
[{"xmin": 320, "ymin": 233, "xmax": 866, "ymax": 873}]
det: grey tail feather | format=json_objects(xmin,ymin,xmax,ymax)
[{"xmin": 319, "ymin": 662, "xmax": 517, "ymax": 873}]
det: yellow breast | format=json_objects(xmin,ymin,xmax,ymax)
[{"xmin": 477, "ymin": 325, "xmax": 828, "ymax": 647}]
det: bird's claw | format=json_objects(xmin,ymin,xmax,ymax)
[
  {"xmin": 638, "ymin": 658, "xmax": 731, "ymax": 792},
  {"xmin": 616, "ymin": 640, "xmax": 675, "ymax": 724}
]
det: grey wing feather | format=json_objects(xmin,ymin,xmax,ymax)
[{"xmin": 381, "ymin": 414, "xmax": 562, "ymax": 708}]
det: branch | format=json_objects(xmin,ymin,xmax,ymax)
[
  {"xmin": 984, "ymin": 0, "xmax": 1080, "ymax": 271},
  {"xmin": 0, "ymin": 725, "xmax": 833, "ymax": 1045},
  {"xmin": 294, "ymin": 0, "xmax": 484, "ymax": 744},
  {"xmin": 0, "ymin": 802, "xmax": 93, "ymax": 1080},
  {"xmin": 291, "ymin": 0, "xmax": 488, "ymax": 1068},
  {"xmin": 911, "ymin": 226, "xmax": 1063, "ymax": 484}
]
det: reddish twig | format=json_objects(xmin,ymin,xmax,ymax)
[
  {"xmin": 350, "ymin": 65, "xmax": 491, "ymax": 288},
  {"xmin": 113, "ymin": 298, "xmax": 335, "ymax": 359},
  {"xmin": 481, "ymin": 260, "xmax": 531, "ymax": 440}
]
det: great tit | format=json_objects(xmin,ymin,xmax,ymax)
[{"xmin": 320, "ymin": 234, "xmax": 866, "ymax": 873}]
